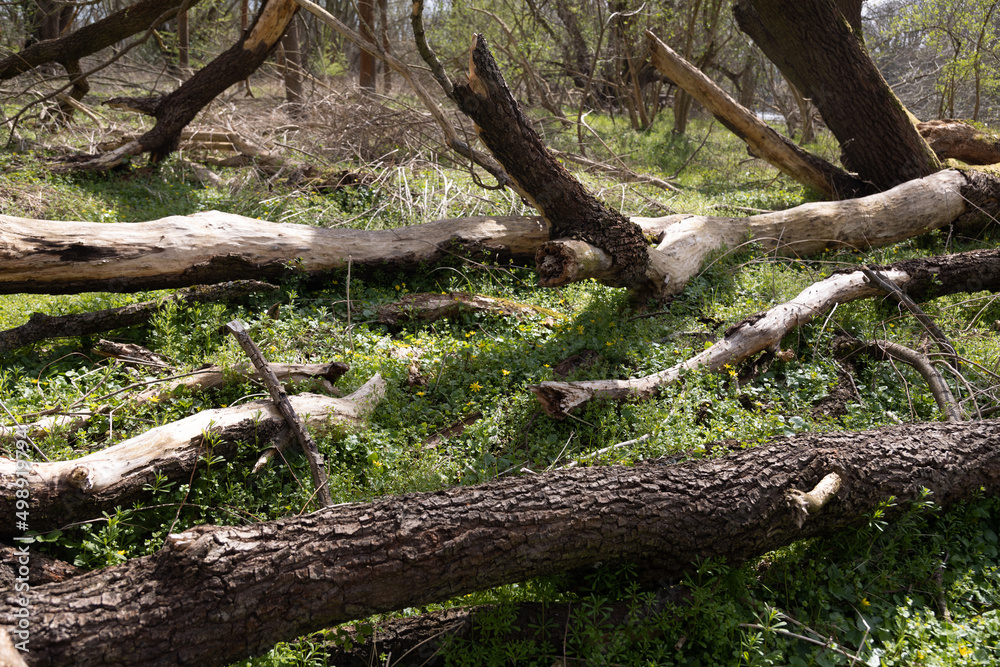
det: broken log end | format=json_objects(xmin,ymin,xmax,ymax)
[{"xmin": 787, "ymin": 472, "xmax": 842, "ymax": 528}]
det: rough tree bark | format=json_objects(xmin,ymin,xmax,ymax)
[
  {"xmin": 0, "ymin": 376, "xmax": 384, "ymax": 533},
  {"xmin": 451, "ymin": 35, "xmax": 661, "ymax": 294},
  {"xmin": 3, "ymin": 419, "xmax": 1000, "ymax": 666},
  {"xmin": 733, "ymin": 0, "xmax": 941, "ymax": 190}
]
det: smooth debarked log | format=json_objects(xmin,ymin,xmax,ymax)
[{"xmin": 532, "ymin": 248, "xmax": 1000, "ymax": 417}]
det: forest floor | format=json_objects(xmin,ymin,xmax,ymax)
[{"xmin": 2, "ymin": 85, "xmax": 1000, "ymax": 666}]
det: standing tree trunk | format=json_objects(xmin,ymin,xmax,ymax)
[
  {"xmin": 281, "ymin": 19, "xmax": 304, "ymax": 106},
  {"xmin": 357, "ymin": 0, "xmax": 375, "ymax": 90},
  {"xmin": 733, "ymin": 0, "xmax": 941, "ymax": 190},
  {"xmin": 378, "ymin": 0, "xmax": 391, "ymax": 92},
  {"xmin": 177, "ymin": 10, "xmax": 190, "ymax": 71}
]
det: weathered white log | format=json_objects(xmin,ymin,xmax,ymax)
[
  {"xmin": 0, "ymin": 363, "xmax": 349, "ymax": 442},
  {"xmin": 0, "ymin": 213, "xmax": 548, "ymax": 294},
  {"xmin": 641, "ymin": 169, "xmax": 969, "ymax": 293},
  {"xmin": 538, "ymin": 169, "xmax": 969, "ymax": 294},
  {"xmin": 0, "ymin": 169, "xmax": 977, "ymax": 297},
  {"xmin": 532, "ymin": 247, "xmax": 1000, "ymax": 417},
  {"xmin": 0, "ymin": 375, "xmax": 386, "ymax": 533}
]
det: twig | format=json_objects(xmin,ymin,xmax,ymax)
[
  {"xmin": 225, "ymin": 320, "xmax": 333, "ymax": 507},
  {"xmin": 862, "ymin": 266, "xmax": 960, "ymax": 371},
  {"xmin": 739, "ymin": 624, "xmax": 862, "ymax": 661},
  {"xmin": 837, "ymin": 336, "xmax": 963, "ymax": 422}
]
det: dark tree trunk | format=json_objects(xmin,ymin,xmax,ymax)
[
  {"xmin": 177, "ymin": 10, "xmax": 190, "ymax": 70},
  {"xmin": 280, "ymin": 19, "xmax": 304, "ymax": 106},
  {"xmin": 733, "ymin": 0, "xmax": 940, "ymax": 190},
  {"xmin": 27, "ymin": 0, "xmax": 74, "ymax": 45},
  {"xmin": 3, "ymin": 419, "xmax": 1000, "ymax": 666},
  {"xmin": 554, "ymin": 0, "xmax": 592, "ymax": 90},
  {"xmin": 451, "ymin": 36, "xmax": 652, "ymax": 291},
  {"xmin": 1, "ymin": 0, "xmax": 200, "ymax": 80},
  {"xmin": 378, "ymin": 0, "xmax": 391, "ymax": 92},
  {"xmin": 127, "ymin": 0, "xmax": 299, "ymax": 162},
  {"xmin": 358, "ymin": 0, "xmax": 375, "ymax": 90}
]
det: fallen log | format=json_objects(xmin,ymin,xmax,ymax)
[
  {"xmin": 0, "ymin": 280, "xmax": 277, "ymax": 354},
  {"xmin": 0, "ymin": 213, "xmax": 548, "ymax": 294},
  {"xmin": 1, "ymin": 167, "xmax": 986, "ymax": 297},
  {"xmin": 0, "ymin": 362, "xmax": 349, "ymax": 443},
  {"xmin": 0, "ymin": 375, "xmax": 385, "ymax": 533},
  {"xmin": 918, "ymin": 119, "xmax": 1000, "ymax": 165},
  {"xmin": 3, "ymin": 418, "xmax": 1000, "ymax": 666},
  {"xmin": 532, "ymin": 248, "xmax": 1000, "ymax": 418}
]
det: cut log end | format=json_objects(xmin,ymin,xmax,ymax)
[{"xmin": 529, "ymin": 382, "xmax": 593, "ymax": 419}]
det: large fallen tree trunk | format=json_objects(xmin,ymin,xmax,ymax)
[
  {"xmin": 0, "ymin": 165, "xmax": 987, "ymax": 296},
  {"xmin": 532, "ymin": 248, "xmax": 1000, "ymax": 417},
  {"xmin": 0, "ymin": 376, "xmax": 385, "ymax": 533},
  {"xmin": 0, "ymin": 213, "xmax": 548, "ymax": 294},
  {"xmin": 3, "ymin": 419, "xmax": 1000, "ymax": 666}
]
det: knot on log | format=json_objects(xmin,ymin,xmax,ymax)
[
  {"xmin": 67, "ymin": 465, "xmax": 93, "ymax": 492},
  {"xmin": 786, "ymin": 472, "xmax": 842, "ymax": 528}
]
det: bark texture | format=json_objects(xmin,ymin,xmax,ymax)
[
  {"xmin": 451, "ymin": 35, "xmax": 653, "ymax": 292},
  {"xmin": 918, "ymin": 119, "xmax": 1000, "ymax": 165},
  {"xmin": 733, "ymin": 0, "xmax": 941, "ymax": 190},
  {"xmin": 3, "ymin": 419, "xmax": 1000, "ymax": 666}
]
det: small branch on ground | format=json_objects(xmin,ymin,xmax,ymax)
[
  {"xmin": 0, "ymin": 281, "xmax": 278, "ymax": 355},
  {"xmin": 861, "ymin": 266, "xmax": 960, "ymax": 371},
  {"xmin": 834, "ymin": 335, "xmax": 963, "ymax": 422},
  {"xmin": 226, "ymin": 320, "xmax": 334, "ymax": 507}
]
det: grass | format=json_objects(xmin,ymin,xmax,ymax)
[{"xmin": 2, "ymin": 93, "xmax": 1000, "ymax": 666}]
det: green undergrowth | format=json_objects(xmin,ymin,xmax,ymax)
[{"xmin": 2, "ymin": 111, "xmax": 1000, "ymax": 666}]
